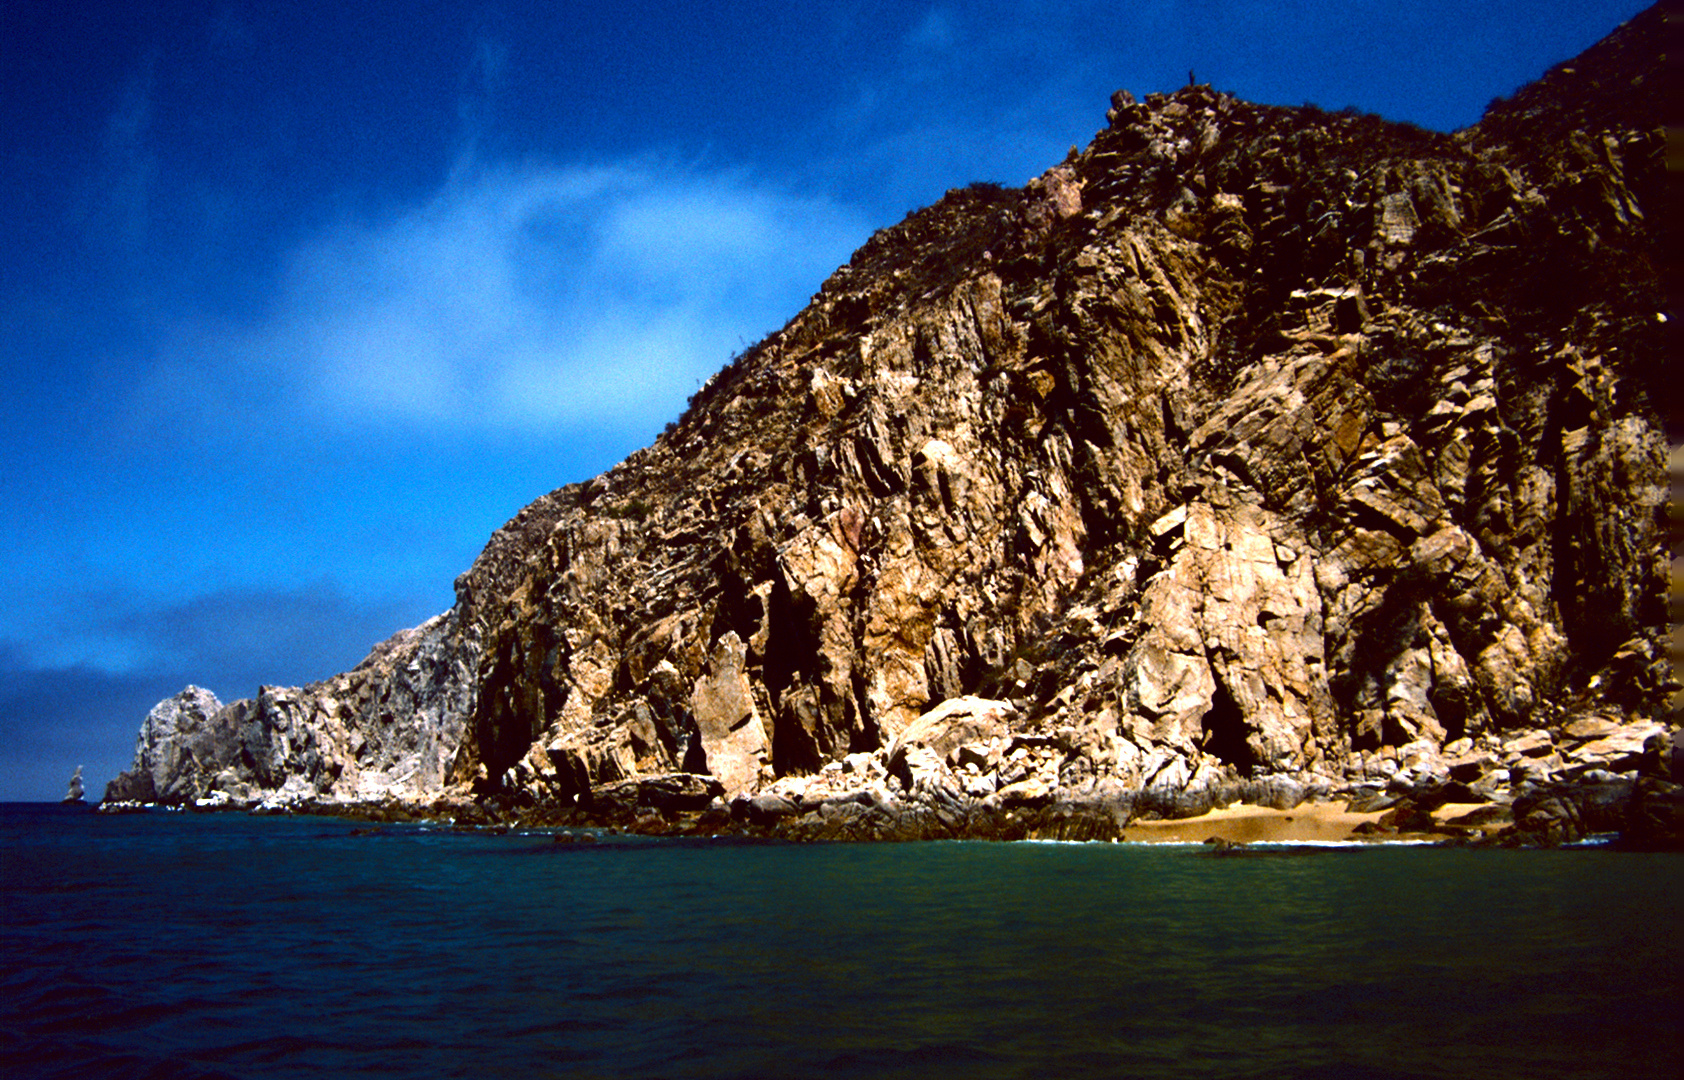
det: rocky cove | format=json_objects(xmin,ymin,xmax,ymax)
[{"xmin": 104, "ymin": 6, "xmax": 1679, "ymax": 848}]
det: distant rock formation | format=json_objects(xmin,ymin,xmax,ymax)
[
  {"xmin": 106, "ymin": 6, "xmax": 1676, "ymax": 844},
  {"xmin": 62, "ymin": 766, "xmax": 83, "ymax": 804}
]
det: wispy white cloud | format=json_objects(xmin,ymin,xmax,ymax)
[
  {"xmin": 903, "ymin": 8, "xmax": 958, "ymax": 55},
  {"xmin": 81, "ymin": 61, "xmax": 159, "ymax": 252},
  {"xmin": 813, "ymin": 4, "xmax": 1122, "ymax": 210},
  {"xmin": 10, "ymin": 578, "xmax": 417, "ymax": 686},
  {"xmin": 453, "ymin": 31, "xmax": 509, "ymax": 166},
  {"xmin": 156, "ymin": 161, "xmax": 868, "ymax": 435}
]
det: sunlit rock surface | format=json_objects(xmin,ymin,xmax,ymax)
[{"xmin": 108, "ymin": 7, "xmax": 1675, "ymax": 843}]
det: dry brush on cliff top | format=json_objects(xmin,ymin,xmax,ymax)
[{"xmin": 109, "ymin": 5, "xmax": 1677, "ymax": 841}]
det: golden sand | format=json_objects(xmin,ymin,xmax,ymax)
[
  {"xmin": 1119, "ymin": 799, "xmax": 1508, "ymax": 844},
  {"xmin": 1121, "ymin": 801, "xmax": 1382, "ymax": 844}
]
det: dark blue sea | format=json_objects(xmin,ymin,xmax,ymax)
[{"xmin": 2, "ymin": 804, "xmax": 1678, "ymax": 1080}]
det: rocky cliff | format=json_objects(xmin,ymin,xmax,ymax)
[{"xmin": 108, "ymin": 6, "xmax": 1679, "ymax": 843}]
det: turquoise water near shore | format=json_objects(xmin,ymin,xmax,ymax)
[{"xmin": 3, "ymin": 804, "xmax": 1679, "ymax": 1079}]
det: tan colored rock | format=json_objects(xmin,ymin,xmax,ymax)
[
  {"xmin": 1562, "ymin": 715, "xmax": 1623, "ymax": 742},
  {"xmin": 996, "ymin": 777, "xmax": 1052, "ymax": 806},
  {"xmin": 1568, "ymin": 722, "xmax": 1665, "ymax": 766},
  {"xmin": 891, "ymin": 697, "xmax": 1018, "ymax": 764},
  {"xmin": 1504, "ymin": 731, "xmax": 1555, "ymax": 758},
  {"xmin": 107, "ymin": 15, "xmax": 1672, "ymax": 823},
  {"xmin": 690, "ymin": 632, "xmax": 769, "ymax": 796}
]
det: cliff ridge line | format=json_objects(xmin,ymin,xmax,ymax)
[{"xmin": 106, "ymin": 6, "xmax": 1680, "ymax": 846}]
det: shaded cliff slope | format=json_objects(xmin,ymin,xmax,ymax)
[{"xmin": 109, "ymin": 6, "xmax": 1676, "ymax": 835}]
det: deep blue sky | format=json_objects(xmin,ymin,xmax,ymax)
[{"xmin": 0, "ymin": 1, "xmax": 1645, "ymax": 799}]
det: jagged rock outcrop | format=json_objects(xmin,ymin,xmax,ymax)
[
  {"xmin": 105, "ymin": 613, "xmax": 476, "ymax": 806},
  {"xmin": 62, "ymin": 766, "xmax": 84, "ymax": 804},
  {"xmin": 108, "ymin": 7, "xmax": 1675, "ymax": 842}
]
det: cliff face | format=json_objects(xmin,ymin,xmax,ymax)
[
  {"xmin": 108, "ymin": 7, "xmax": 1675, "ymax": 833},
  {"xmin": 107, "ymin": 613, "xmax": 475, "ymax": 806}
]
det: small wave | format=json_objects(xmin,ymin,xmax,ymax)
[
  {"xmin": 198, "ymin": 1031, "xmax": 346, "ymax": 1064},
  {"xmin": 821, "ymin": 1040, "xmax": 1007, "ymax": 1073},
  {"xmin": 0, "ymin": 1032, "xmax": 245, "ymax": 1080}
]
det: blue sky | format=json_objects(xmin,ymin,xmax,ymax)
[{"xmin": 0, "ymin": 1, "xmax": 1645, "ymax": 799}]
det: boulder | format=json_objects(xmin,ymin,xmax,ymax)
[
  {"xmin": 100, "ymin": 10, "xmax": 1672, "ymax": 837},
  {"xmin": 888, "ymin": 697, "xmax": 1017, "ymax": 766},
  {"xmin": 1620, "ymin": 778, "xmax": 1684, "ymax": 850},
  {"xmin": 690, "ymin": 633, "xmax": 770, "ymax": 797},
  {"xmin": 1509, "ymin": 781, "xmax": 1635, "ymax": 845},
  {"xmin": 1565, "ymin": 722, "xmax": 1665, "ymax": 772}
]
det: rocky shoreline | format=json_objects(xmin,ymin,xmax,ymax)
[
  {"xmin": 101, "ymin": 693, "xmax": 1684, "ymax": 850},
  {"xmin": 103, "ymin": 8, "xmax": 1677, "ymax": 852}
]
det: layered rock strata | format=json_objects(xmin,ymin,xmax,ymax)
[{"xmin": 107, "ymin": 7, "xmax": 1678, "ymax": 845}]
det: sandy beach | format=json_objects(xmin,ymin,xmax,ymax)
[{"xmin": 1119, "ymin": 800, "xmax": 1503, "ymax": 844}]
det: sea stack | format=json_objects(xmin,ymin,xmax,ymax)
[
  {"xmin": 105, "ymin": 7, "xmax": 1677, "ymax": 845},
  {"xmin": 62, "ymin": 766, "xmax": 84, "ymax": 804}
]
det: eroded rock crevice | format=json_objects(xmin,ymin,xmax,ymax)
[{"xmin": 106, "ymin": 7, "xmax": 1677, "ymax": 843}]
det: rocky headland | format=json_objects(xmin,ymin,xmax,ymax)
[{"xmin": 106, "ymin": 6, "xmax": 1680, "ymax": 848}]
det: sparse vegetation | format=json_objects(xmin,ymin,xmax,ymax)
[{"xmin": 599, "ymin": 497, "xmax": 653, "ymax": 523}]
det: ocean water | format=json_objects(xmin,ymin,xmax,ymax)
[{"xmin": 2, "ymin": 804, "xmax": 1678, "ymax": 1080}]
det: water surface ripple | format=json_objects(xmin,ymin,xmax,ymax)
[{"xmin": 3, "ymin": 806, "xmax": 1678, "ymax": 1079}]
